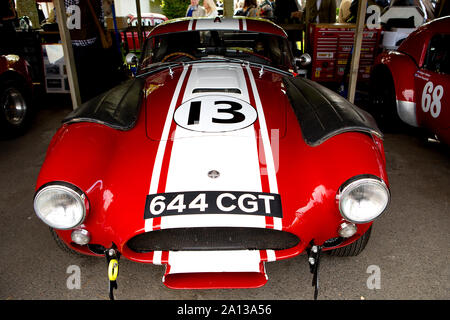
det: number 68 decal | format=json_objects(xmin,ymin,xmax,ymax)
[
  {"xmin": 174, "ymin": 95, "xmax": 257, "ymax": 132},
  {"xmin": 422, "ymin": 81, "xmax": 444, "ymax": 118}
]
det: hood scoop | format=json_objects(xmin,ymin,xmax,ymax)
[{"xmin": 192, "ymin": 88, "xmax": 242, "ymax": 94}]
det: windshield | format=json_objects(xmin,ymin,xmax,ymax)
[{"xmin": 139, "ymin": 30, "xmax": 295, "ymax": 73}]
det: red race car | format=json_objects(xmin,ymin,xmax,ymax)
[
  {"xmin": 122, "ymin": 13, "xmax": 168, "ymax": 51},
  {"xmin": 369, "ymin": 16, "xmax": 450, "ymax": 145},
  {"xmin": 34, "ymin": 17, "xmax": 390, "ymax": 299}
]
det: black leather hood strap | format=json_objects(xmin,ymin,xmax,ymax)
[
  {"xmin": 283, "ymin": 76, "xmax": 382, "ymax": 146},
  {"xmin": 63, "ymin": 78, "xmax": 145, "ymax": 130}
]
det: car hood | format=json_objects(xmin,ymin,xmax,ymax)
[{"xmin": 142, "ymin": 62, "xmax": 290, "ymax": 231}]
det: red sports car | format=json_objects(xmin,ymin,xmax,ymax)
[
  {"xmin": 34, "ymin": 17, "xmax": 390, "ymax": 299},
  {"xmin": 122, "ymin": 13, "xmax": 168, "ymax": 51},
  {"xmin": 370, "ymin": 16, "xmax": 450, "ymax": 145}
]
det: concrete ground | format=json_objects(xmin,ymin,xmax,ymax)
[{"xmin": 0, "ymin": 94, "xmax": 449, "ymax": 301}]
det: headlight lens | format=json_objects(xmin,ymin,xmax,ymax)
[
  {"xmin": 34, "ymin": 183, "xmax": 87, "ymax": 229},
  {"xmin": 338, "ymin": 175, "xmax": 390, "ymax": 224}
]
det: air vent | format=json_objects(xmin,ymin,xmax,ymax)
[
  {"xmin": 127, "ymin": 227, "xmax": 300, "ymax": 252},
  {"xmin": 192, "ymin": 88, "xmax": 241, "ymax": 94}
]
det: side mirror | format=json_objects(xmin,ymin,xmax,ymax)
[
  {"xmin": 125, "ymin": 53, "xmax": 138, "ymax": 77},
  {"xmin": 295, "ymin": 53, "xmax": 312, "ymax": 68},
  {"xmin": 125, "ymin": 53, "xmax": 138, "ymax": 66}
]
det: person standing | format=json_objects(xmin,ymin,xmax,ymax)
[
  {"xmin": 259, "ymin": 0, "xmax": 275, "ymax": 19},
  {"xmin": 186, "ymin": 0, "xmax": 206, "ymax": 17},
  {"xmin": 304, "ymin": 0, "xmax": 336, "ymax": 54},
  {"xmin": 338, "ymin": 0, "xmax": 352, "ymax": 22},
  {"xmin": 304, "ymin": 0, "xmax": 336, "ymax": 24},
  {"xmin": 64, "ymin": 0, "xmax": 121, "ymax": 103},
  {"xmin": 203, "ymin": 0, "xmax": 218, "ymax": 17},
  {"xmin": 0, "ymin": 0, "xmax": 17, "ymax": 32},
  {"xmin": 240, "ymin": 0, "xmax": 259, "ymax": 17}
]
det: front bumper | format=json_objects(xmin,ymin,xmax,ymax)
[{"xmin": 56, "ymin": 220, "xmax": 370, "ymax": 289}]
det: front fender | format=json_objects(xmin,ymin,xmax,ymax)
[
  {"xmin": 0, "ymin": 54, "xmax": 32, "ymax": 89},
  {"xmin": 373, "ymin": 51, "xmax": 419, "ymax": 127}
]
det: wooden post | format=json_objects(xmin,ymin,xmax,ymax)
[
  {"xmin": 223, "ymin": 0, "xmax": 234, "ymax": 17},
  {"xmin": 53, "ymin": 0, "xmax": 81, "ymax": 109},
  {"xmin": 135, "ymin": 0, "xmax": 143, "ymax": 50},
  {"xmin": 347, "ymin": 0, "xmax": 367, "ymax": 104}
]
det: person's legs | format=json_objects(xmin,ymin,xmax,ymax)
[{"xmin": 73, "ymin": 41, "xmax": 107, "ymax": 102}]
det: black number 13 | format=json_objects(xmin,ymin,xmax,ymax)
[{"xmin": 187, "ymin": 100, "xmax": 246, "ymax": 125}]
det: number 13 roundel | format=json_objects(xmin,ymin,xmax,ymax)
[{"xmin": 174, "ymin": 95, "xmax": 258, "ymax": 133}]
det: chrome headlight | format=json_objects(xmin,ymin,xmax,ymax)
[
  {"xmin": 338, "ymin": 175, "xmax": 390, "ymax": 224},
  {"xmin": 34, "ymin": 182, "xmax": 88, "ymax": 230}
]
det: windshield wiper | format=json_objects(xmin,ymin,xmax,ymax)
[
  {"xmin": 137, "ymin": 61, "xmax": 185, "ymax": 78},
  {"xmin": 219, "ymin": 57, "xmax": 292, "ymax": 77},
  {"xmin": 137, "ymin": 57, "xmax": 292, "ymax": 78}
]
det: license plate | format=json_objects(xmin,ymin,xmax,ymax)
[{"xmin": 144, "ymin": 191, "xmax": 282, "ymax": 219}]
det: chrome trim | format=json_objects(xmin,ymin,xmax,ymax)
[
  {"xmin": 337, "ymin": 174, "xmax": 391, "ymax": 224},
  {"xmin": 34, "ymin": 182, "xmax": 88, "ymax": 230},
  {"xmin": 2, "ymin": 88, "xmax": 27, "ymax": 126},
  {"xmin": 396, "ymin": 100, "xmax": 418, "ymax": 127},
  {"xmin": 338, "ymin": 222, "xmax": 357, "ymax": 238}
]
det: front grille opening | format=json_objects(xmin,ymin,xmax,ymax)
[
  {"xmin": 88, "ymin": 244, "xmax": 106, "ymax": 255},
  {"xmin": 323, "ymin": 237, "xmax": 343, "ymax": 248},
  {"xmin": 127, "ymin": 227, "xmax": 300, "ymax": 253}
]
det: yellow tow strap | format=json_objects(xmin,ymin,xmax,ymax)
[{"xmin": 108, "ymin": 259, "xmax": 119, "ymax": 281}]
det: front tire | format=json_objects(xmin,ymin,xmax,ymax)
[
  {"xmin": 368, "ymin": 68, "xmax": 401, "ymax": 132},
  {"xmin": 328, "ymin": 226, "xmax": 372, "ymax": 257},
  {"xmin": 50, "ymin": 228, "xmax": 82, "ymax": 256}
]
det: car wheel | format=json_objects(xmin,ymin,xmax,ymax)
[
  {"xmin": 368, "ymin": 68, "xmax": 401, "ymax": 132},
  {"xmin": 328, "ymin": 226, "xmax": 372, "ymax": 257},
  {"xmin": 0, "ymin": 80, "xmax": 33, "ymax": 139},
  {"xmin": 50, "ymin": 228, "xmax": 83, "ymax": 256}
]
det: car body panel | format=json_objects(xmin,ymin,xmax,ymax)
[
  {"xmin": 373, "ymin": 16, "xmax": 450, "ymax": 142},
  {"xmin": 149, "ymin": 17, "xmax": 287, "ymax": 38},
  {"xmin": 122, "ymin": 13, "xmax": 168, "ymax": 51},
  {"xmin": 0, "ymin": 54, "xmax": 33, "ymax": 88},
  {"xmin": 414, "ymin": 69, "xmax": 450, "ymax": 132}
]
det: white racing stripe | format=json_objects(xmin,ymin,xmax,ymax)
[
  {"xmin": 194, "ymin": 19, "xmax": 240, "ymax": 31},
  {"xmin": 165, "ymin": 127, "xmax": 261, "ymax": 192},
  {"xmin": 145, "ymin": 66, "xmax": 189, "ymax": 232},
  {"xmin": 142, "ymin": 63, "xmax": 283, "ymax": 273},
  {"xmin": 242, "ymin": 18, "xmax": 247, "ymax": 31},
  {"xmin": 245, "ymin": 65, "xmax": 282, "ymax": 231},
  {"xmin": 162, "ymin": 63, "xmax": 266, "ymax": 230},
  {"xmin": 244, "ymin": 65, "xmax": 278, "ymax": 194},
  {"xmin": 153, "ymin": 251, "xmax": 163, "ymax": 265},
  {"xmin": 266, "ymin": 249, "xmax": 276, "ymax": 262},
  {"xmin": 144, "ymin": 63, "xmax": 282, "ymax": 255}
]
